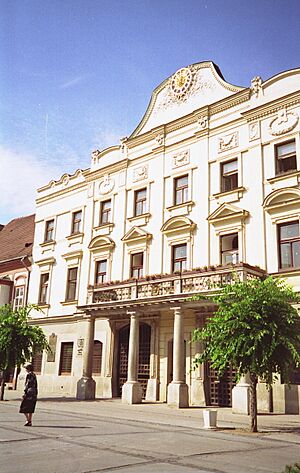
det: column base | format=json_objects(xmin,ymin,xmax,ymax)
[
  {"xmin": 122, "ymin": 381, "xmax": 143, "ymax": 404},
  {"xmin": 232, "ymin": 383, "xmax": 250, "ymax": 414},
  {"xmin": 191, "ymin": 379, "xmax": 207, "ymax": 406},
  {"xmin": 167, "ymin": 382, "xmax": 189, "ymax": 408},
  {"xmin": 145, "ymin": 378, "xmax": 159, "ymax": 402},
  {"xmin": 76, "ymin": 377, "xmax": 96, "ymax": 400}
]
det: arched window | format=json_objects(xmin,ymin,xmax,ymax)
[{"xmin": 92, "ymin": 340, "xmax": 103, "ymax": 375}]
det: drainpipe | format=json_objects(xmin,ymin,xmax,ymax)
[{"xmin": 21, "ymin": 256, "xmax": 31, "ymax": 305}]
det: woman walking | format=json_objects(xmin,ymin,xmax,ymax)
[{"xmin": 19, "ymin": 364, "xmax": 38, "ymax": 426}]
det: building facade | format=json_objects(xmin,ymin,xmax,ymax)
[
  {"xmin": 0, "ymin": 214, "xmax": 35, "ymax": 388},
  {"xmin": 27, "ymin": 62, "xmax": 300, "ymax": 412}
]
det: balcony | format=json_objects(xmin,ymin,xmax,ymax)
[{"xmin": 87, "ymin": 263, "xmax": 265, "ymax": 305}]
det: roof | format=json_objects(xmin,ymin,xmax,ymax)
[{"xmin": 0, "ymin": 214, "xmax": 35, "ymax": 262}]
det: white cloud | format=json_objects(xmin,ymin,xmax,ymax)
[
  {"xmin": 0, "ymin": 146, "xmax": 62, "ymax": 223},
  {"xmin": 59, "ymin": 75, "xmax": 86, "ymax": 89}
]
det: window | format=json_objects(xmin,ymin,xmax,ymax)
[
  {"xmin": 278, "ymin": 221, "xmax": 300, "ymax": 269},
  {"xmin": 59, "ymin": 342, "xmax": 73, "ymax": 375},
  {"xmin": 44, "ymin": 219, "xmax": 54, "ymax": 242},
  {"xmin": 221, "ymin": 233, "xmax": 239, "ymax": 265},
  {"xmin": 275, "ymin": 140, "xmax": 297, "ymax": 175},
  {"xmin": 100, "ymin": 200, "xmax": 111, "ymax": 224},
  {"xmin": 66, "ymin": 267, "xmax": 78, "ymax": 301},
  {"xmin": 172, "ymin": 244, "xmax": 187, "ymax": 272},
  {"xmin": 38, "ymin": 273, "xmax": 49, "ymax": 304},
  {"xmin": 92, "ymin": 341, "xmax": 103, "ymax": 375},
  {"xmin": 14, "ymin": 286, "xmax": 24, "ymax": 309},
  {"xmin": 134, "ymin": 188, "xmax": 147, "ymax": 216},
  {"xmin": 71, "ymin": 210, "xmax": 82, "ymax": 234},
  {"xmin": 32, "ymin": 351, "xmax": 43, "ymax": 374},
  {"xmin": 174, "ymin": 175, "xmax": 188, "ymax": 205},
  {"xmin": 221, "ymin": 159, "xmax": 238, "ymax": 192},
  {"xmin": 95, "ymin": 260, "xmax": 107, "ymax": 285},
  {"xmin": 131, "ymin": 252, "xmax": 143, "ymax": 278}
]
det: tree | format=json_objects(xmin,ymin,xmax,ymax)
[
  {"xmin": 0, "ymin": 304, "xmax": 49, "ymax": 401},
  {"xmin": 192, "ymin": 276, "xmax": 300, "ymax": 432}
]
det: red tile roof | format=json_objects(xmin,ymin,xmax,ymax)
[{"xmin": 0, "ymin": 214, "xmax": 35, "ymax": 262}]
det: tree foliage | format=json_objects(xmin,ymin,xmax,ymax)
[
  {"xmin": 0, "ymin": 304, "xmax": 49, "ymax": 399},
  {"xmin": 192, "ymin": 276, "xmax": 300, "ymax": 431}
]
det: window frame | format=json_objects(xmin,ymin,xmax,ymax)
[
  {"xmin": 14, "ymin": 285, "xmax": 25, "ymax": 310},
  {"xmin": 174, "ymin": 175, "xmax": 188, "ymax": 206},
  {"xmin": 71, "ymin": 210, "xmax": 82, "ymax": 235},
  {"xmin": 221, "ymin": 159, "xmax": 238, "ymax": 193},
  {"xmin": 95, "ymin": 260, "xmax": 107, "ymax": 285},
  {"xmin": 92, "ymin": 340, "xmax": 103, "ymax": 376},
  {"xmin": 59, "ymin": 342, "xmax": 73, "ymax": 376},
  {"xmin": 277, "ymin": 221, "xmax": 300, "ymax": 270},
  {"xmin": 134, "ymin": 188, "xmax": 147, "ymax": 217},
  {"xmin": 130, "ymin": 252, "xmax": 144, "ymax": 279},
  {"xmin": 275, "ymin": 139, "xmax": 297, "ymax": 175},
  {"xmin": 100, "ymin": 199, "xmax": 112, "ymax": 224},
  {"xmin": 220, "ymin": 233, "xmax": 239, "ymax": 265},
  {"xmin": 172, "ymin": 243, "xmax": 187, "ymax": 273},
  {"xmin": 65, "ymin": 267, "xmax": 78, "ymax": 302},
  {"xmin": 38, "ymin": 272, "xmax": 49, "ymax": 305},
  {"xmin": 44, "ymin": 219, "xmax": 54, "ymax": 242}
]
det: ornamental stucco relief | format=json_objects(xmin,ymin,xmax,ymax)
[
  {"xmin": 218, "ymin": 131, "xmax": 239, "ymax": 153},
  {"xmin": 133, "ymin": 165, "xmax": 148, "ymax": 182},
  {"xmin": 250, "ymin": 76, "xmax": 263, "ymax": 98},
  {"xmin": 248, "ymin": 122, "xmax": 260, "ymax": 141},
  {"xmin": 172, "ymin": 150, "xmax": 190, "ymax": 168},
  {"xmin": 269, "ymin": 108, "xmax": 299, "ymax": 136},
  {"xmin": 99, "ymin": 174, "xmax": 115, "ymax": 195},
  {"xmin": 197, "ymin": 115, "xmax": 208, "ymax": 130}
]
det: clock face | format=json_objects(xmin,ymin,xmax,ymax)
[{"xmin": 171, "ymin": 67, "xmax": 193, "ymax": 97}]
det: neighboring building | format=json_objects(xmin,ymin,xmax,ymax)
[
  {"xmin": 0, "ymin": 214, "xmax": 35, "ymax": 388},
  {"xmin": 28, "ymin": 62, "xmax": 300, "ymax": 413}
]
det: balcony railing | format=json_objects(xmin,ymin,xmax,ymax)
[{"xmin": 87, "ymin": 263, "xmax": 265, "ymax": 305}]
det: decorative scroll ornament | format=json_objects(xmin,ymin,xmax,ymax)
[
  {"xmin": 197, "ymin": 115, "xmax": 208, "ymax": 130},
  {"xmin": 99, "ymin": 174, "xmax": 115, "ymax": 195},
  {"xmin": 92, "ymin": 150, "xmax": 101, "ymax": 164},
  {"xmin": 77, "ymin": 338, "xmax": 84, "ymax": 355},
  {"xmin": 155, "ymin": 133, "xmax": 164, "ymax": 146},
  {"xmin": 62, "ymin": 175, "xmax": 69, "ymax": 186},
  {"xmin": 269, "ymin": 108, "xmax": 299, "ymax": 136},
  {"xmin": 133, "ymin": 165, "xmax": 148, "ymax": 182},
  {"xmin": 250, "ymin": 76, "xmax": 263, "ymax": 98},
  {"xmin": 218, "ymin": 131, "xmax": 239, "ymax": 153},
  {"xmin": 172, "ymin": 150, "xmax": 190, "ymax": 168},
  {"xmin": 249, "ymin": 122, "xmax": 260, "ymax": 141},
  {"xmin": 120, "ymin": 137, "xmax": 128, "ymax": 155}
]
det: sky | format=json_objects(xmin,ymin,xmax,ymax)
[{"xmin": 0, "ymin": 0, "xmax": 299, "ymax": 224}]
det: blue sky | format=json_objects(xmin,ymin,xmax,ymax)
[{"xmin": 0, "ymin": 0, "xmax": 299, "ymax": 224}]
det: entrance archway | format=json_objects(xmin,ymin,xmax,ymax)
[{"xmin": 118, "ymin": 323, "xmax": 151, "ymax": 398}]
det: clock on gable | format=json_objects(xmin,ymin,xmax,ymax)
[{"xmin": 170, "ymin": 67, "xmax": 194, "ymax": 98}]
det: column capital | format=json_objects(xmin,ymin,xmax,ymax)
[
  {"xmin": 170, "ymin": 306, "xmax": 182, "ymax": 314},
  {"xmin": 127, "ymin": 310, "xmax": 139, "ymax": 317}
]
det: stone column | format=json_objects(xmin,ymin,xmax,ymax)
[
  {"xmin": 146, "ymin": 319, "xmax": 159, "ymax": 401},
  {"xmin": 167, "ymin": 307, "xmax": 189, "ymax": 408},
  {"xmin": 122, "ymin": 311, "xmax": 143, "ymax": 404},
  {"xmin": 76, "ymin": 316, "xmax": 96, "ymax": 400},
  {"xmin": 191, "ymin": 313, "xmax": 207, "ymax": 406},
  {"xmin": 232, "ymin": 373, "xmax": 250, "ymax": 414}
]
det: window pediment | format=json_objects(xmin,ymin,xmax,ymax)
[
  {"xmin": 121, "ymin": 226, "xmax": 152, "ymax": 243},
  {"xmin": 88, "ymin": 236, "xmax": 115, "ymax": 251},
  {"xmin": 263, "ymin": 187, "xmax": 300, "ymax": 213},
  {"xmin": 161, "ymin": 216, "xmax": 196, "ymax": 236},
  {"xmin": 208, "ymin": 203, "xmax": 249, "ymax": 225}
]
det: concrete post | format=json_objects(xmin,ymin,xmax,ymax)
[
  {"xmin": 232, "ymin": 373, "xmax": 250, "ymax": 414},
  {"xmin": 167, "ymin": 307, "xmax": 189, "ymax": 408},
  {"xmin": 76, "ymin": 316, "xmax": 96, "ymax": 400},
  {"xmin": 122, "ymin": 311, "xmax": 143, "ymax": 404}
]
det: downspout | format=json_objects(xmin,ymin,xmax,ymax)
[{"xmin": 21, "ymin": 255, "xmax": 31, "ymax": 305}]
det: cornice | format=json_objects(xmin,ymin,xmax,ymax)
[
  {"xmin": 210, "ymin": 89, "xmax": 249, "ymax": 115},
  {"xmin": 29, "ymin": 313, "xmax": 85, "ymax": 325},
  {"xmin": 85, "ymin": 159, "xmax": 128, "ymax": 183},
  {"xmin": 36, "ymin": 181, "xmax": 87, "ymax": 205},
  {"xmin": 241, "ymin": 90, "xmax": 300, "ymax": 122}
]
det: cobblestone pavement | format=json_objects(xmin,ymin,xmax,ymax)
[{"xmin": 1, "ymin": 395, "xmax": 300, "ymax": 473}]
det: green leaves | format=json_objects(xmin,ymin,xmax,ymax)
[
  {"xmin": 0, "ymin": 304, "xmax": 49, "ymax": 372},
  {"xmin": 192, "ymin": 276, "xmax": 300, "ymax": 385}
]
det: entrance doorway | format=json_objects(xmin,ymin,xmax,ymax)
[
  {"xmin": 208, "ymin": 364, "xmax": 236, "ymax": 406},
  {"xmin": 118, "ymin": 323, "xmax": 151, "ymax": 398}
]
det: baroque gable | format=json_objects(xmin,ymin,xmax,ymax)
[{"xmin": 131, "ymin": 61, "xmax": 244, "ymax": 137}]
